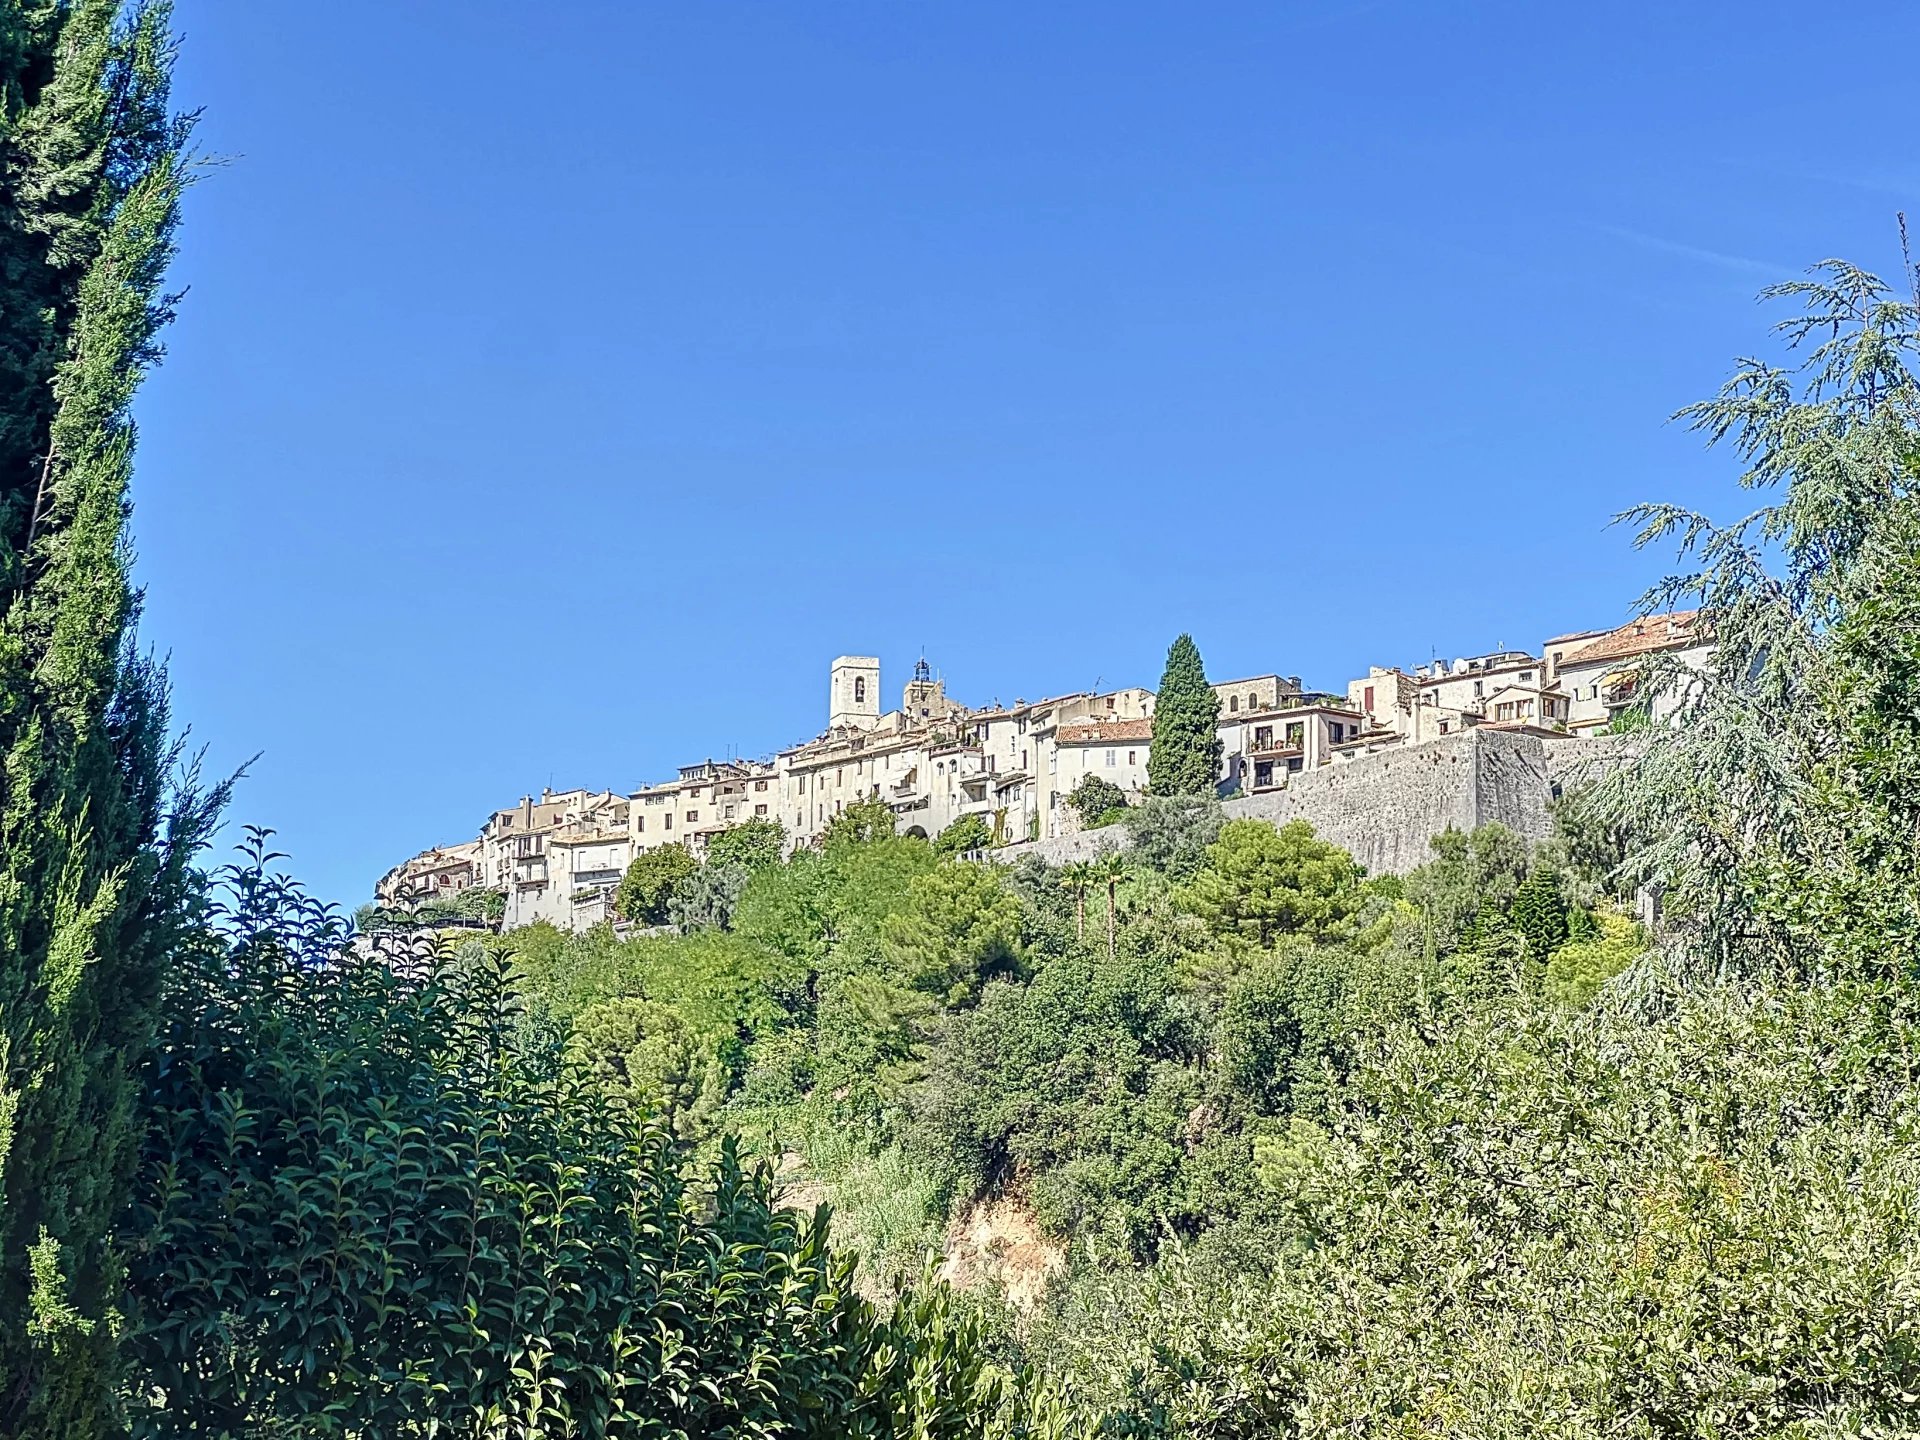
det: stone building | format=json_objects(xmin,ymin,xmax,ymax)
[
  {"xmin": 1552, "ymin": 611, "xmax": 1710, "ymax": 733},
  {"xmin": 374, "ymin": 619, "xmax": 1717, "ymax": 934},
  {"xmin": 375, "ymin": 840, "xmax": 483, "ymax": 908},
  {"xmin": 485, "ymin": 789, "xmax": 630, "ymax": 930},
  {"xmin": 1052, "ymin": 717, "xmax": 1152, "ymax": 825},
  {"xmin": 630, "ymin": 759, "xmax": 777, "ymax": 858},
  {"xmin": 1227, "ymin": 698, "xmax": 1369, "ymax": 793}
]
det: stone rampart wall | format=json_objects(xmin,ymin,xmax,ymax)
[{"xmin": 997, "ymin": 728, "xmax": 1568, "ymax": 875}]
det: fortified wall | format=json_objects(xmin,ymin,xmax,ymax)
[{"xmin": 997, "ymin": 728, "xmax": 1631, "ymax": 875}]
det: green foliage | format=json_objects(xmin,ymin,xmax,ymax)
[
  {"xmin": 565, "ymin": 995, "xmax": 720, "ymax": 1138},
  {"xmin": 1402, "ymin": 823, "xmax": 1529, "ymax": 954},
  {"xmin": 934, "ymin": 813, "xmax": 994, "ymax": 856},
  {"xmin": 0, "ymin": 6, "xmax": 220, "ymax": 1430},
  {"xmin": 1147, "ymin": 634, "xmax": 1222, "ymax": 797},
  {"xmin": 882, "ymin": 861, "xmax": 1023, "ymax": 1003},
  {"xmin": 705, "ymin": 815, "xmax": 786, "ymax": 873},
  {"xmin": 1578, "ymin": 257, "xmax": 1920, "ymax": 978},
  {"xmin": 1066, "ymin": 774, "xmax": 1128, "ymax": 827},
  {"xmin": 1544, "ymin": 908, "xmax": 1645, "ymax": 1007},
  {"xmin": 733, "ymin": 835, "xmax": 935, "ymax": 970},
  {"xmin": 668, "ymin": 859, "xmax": 750, "ymax": 932},
  {"xmin": 1180, "ymin": 818, "xmax": 1363, "ymax": 946},
  {"xmin": 1508, "ymin": 863, "xmax": 1569, "ymax": 962},
  {"xmin": 1040, "ymin": 979, "xmax": 1920, "ymax": 1436},
  {"xmin": 823, "ymin": 795, "xmax": 900, "ymax": 848},
  {"xmin": 122, "ymin": 848, "xmax": 1080, "ymax": 1437},
  {"xmin": 358, "ymin": 884, "xmax": 505, "ymax": 933},
  {"xmin": 909, "ymin": 945, "xmax": 1208, "ymax": 1259},
  {"xmin": 614, "ymin": 841, "xmax": 694, "ymax": 923},
  {"xmin": 1119, "ymin": 794, "xmax": 1223, "ymax": 879}
]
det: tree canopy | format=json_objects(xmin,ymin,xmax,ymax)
[
  {"xmin": 615, "ymin": 843, "xmax": 695, "ymax": 924},
  {"xmin": 1147, "ymin": 634, "xmax": 1222, "ymax": 797}
]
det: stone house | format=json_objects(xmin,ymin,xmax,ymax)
[
  {"xmin": 375, "ymin": 840, "xmax": 483, "ymax": 908},
  {"xmin": 1551, "ymin": 611, "xmax": 1711, "ymax": 733},
  {"xmin": 1231, "ymin": 700, "xmax": 1369, "ymax": 793},
  {"xmin": 1052, "ymin": 717, "xmax": 1152, "ymax": 830}
]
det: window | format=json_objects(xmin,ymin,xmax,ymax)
[
  {"xmin": 853, "ymin": 677, "xmax": 866, "ymax": 703},
  {"xmin": 1127, "ymin": 750, "xmax": 1136, "ymax": 765},
  {"xmin": 1105, "ymin": 696, "xmax": 1115, "ymax": 711},
  {"xmin": 686, "ymin": 809, "xmax": 698, "ymax": 822},
  {"xmin": 1255, "ymin": 761, "xmax": 1274, "ymax": 787},
  {"xmin": 1105, "ymin": 749, "xmax": 1116, "ymax": 767},
  {"xmin": 1519, "ymin": 671, "xmax": 1533, "ymax": 684},
  {"xmin": 755, "ymin": 803, "xmax": 767, "ymax": 816},
  {"xmin": 1363, "ymin": 685, "xmax": 1375, "ymax": 712},
  {"xmin": 1255, "ymin": 725, "xmax": 1272, "ymax": 749},
  {"xmin": 754, "ymin": 779, "xmax": 767, "ymax": 792},
  {"xmin": 636, "ymin": 816, "xmax": 644, "ymax": 833},
  {"xmin": 1439, "ymin": 720, "xmax": 1451, "ymax": 734},
  {"xmin": 1245, "ymin": 692, "xmax": 1256, "ymax": 710},
  {"xmin": 665, "ymin": 814, "xmax": 673, "ymax": 830},
  {"xmin": 1230, "ymin": 696, "xmax": 1239, "ymax": 713},
  {"xmin": 1473, "ymin": 680, "xmax": 1484, "ymax": 698},
  {"xmin": 724, "ymin": 804, "xmax": 735, "ymax": 819}
]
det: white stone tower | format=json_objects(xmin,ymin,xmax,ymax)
[{"xmin": 829, "ymin": 655, "xmax": 881, "ymax": 730}]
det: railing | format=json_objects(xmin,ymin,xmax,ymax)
[{"xmin": 1246, "ymin": 737, "xmax": 1304, "ymax": 756}]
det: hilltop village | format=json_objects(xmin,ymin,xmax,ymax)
[{"xmin": 377, "ymin": 612, "xmax": 1711, "ymax": 931}]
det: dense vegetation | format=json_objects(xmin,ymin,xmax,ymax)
[
  {"xmin": 0, "ymin": 4, "xmax": 218, "ymax": 1431},
  {"xmin": 5, "ymin": 3, "xmax": 1920, "ymax": 1434},
  {"xmin": 485, "ymin": 257, "xmax": 1920, "ymax": 1435}
]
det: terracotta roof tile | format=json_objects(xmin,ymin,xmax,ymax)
[
  {"xmin": 1558, "ymin": 611, "xmax": 1703, "ymax": 668},
  {"xmin": 1057, "ymin": 718, "xmax": 1153, "ymax": 744}
]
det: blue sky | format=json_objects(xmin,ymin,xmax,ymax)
[{"xmin": 135, "ymin": 1, "xmax": 1918, "ymax": 905}]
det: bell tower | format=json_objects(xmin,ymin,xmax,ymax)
[{"xmin": 829, "ymin": 655, "xmax": 881, "ymax": 729}]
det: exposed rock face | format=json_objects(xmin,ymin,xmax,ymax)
[
  {"xmin": 999, "ymin": 728, "xmax": 1621, "ymax": 876},
  {"xmin": 938, "ymin": 1195, "xmax": 1065, "ymax": 1310}
]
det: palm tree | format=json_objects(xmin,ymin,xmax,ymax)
[
  {"xmin": 1059, "ymin": 861, "xmax": 1094, "ymax": 940},
  {"xmin": 1092, "ymin": 851, "xmax": 1128, "ymax": 959}
]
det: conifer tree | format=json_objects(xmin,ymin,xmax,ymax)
[
  {"xmin": 1148, "ymin": 633, "xmax": 1222, "ymax": 797},
  {"xmin": 0, "ymin": 4, "xmax": 211, "ymax": 1431}
]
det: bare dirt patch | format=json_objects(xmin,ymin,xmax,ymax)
[{"xmin": 938, "ymin": 1194, "xmax": 1064, "ymax": 1310}]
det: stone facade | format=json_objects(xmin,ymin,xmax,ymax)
[
  {"xmin": 999, "ymin": 728, "xmax": 1564, "ymax": 877},
  {"xmin": 377, "ymin": 617, "xmax": 1707, "ymax": 930}
]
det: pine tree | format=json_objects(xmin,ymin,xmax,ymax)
[
  {"xmin": 1148, "ymin": 633, "xmax": 1222, "ymax": 797},
  {"xmin": 1509, "ymin": 864, "xmax": 1570, "ymax": 964},
  {"xmin": 0, "ymin": 5, "xmax": 213, "ymax": 1431}
]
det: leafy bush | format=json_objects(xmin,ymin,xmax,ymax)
[
  {"xmin": 1067, "ymin": 775, "xmax": 1129, "ymax": 827},
  {"xmin": 124, "ymin": 850, "xmax": 1084, "ymax": 1437},
  {"xmin": 935, "ymin": 813, "xmax": 995, "ymax": 856},
  {"xmin": 1039, "ymin": 981, "xmax": 1920, "ymax": 1436},
  {"xmin": 882, "ymin": 861, "xmax": 1024, "ymax": 1003},
  {"xmin": 614, "ymin": 842, "xmax": 695, "ymax": 923},
  {"xmin": 1180, "ymin": 819, "xmax": 1363, "ymax": 946},
  {"xmin": 1543, "ymin": 908, "xmax": 1645, "ymax": 1006},
  {"xmin": 706, "ymin": 816, "xmax": 787, "ymax": 873},
  {"xmin": 1120, "ymin": 795, "xmax": 1224, "ymax": 878}
]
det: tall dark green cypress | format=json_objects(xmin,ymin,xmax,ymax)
[
  {"xmin": 1148, "ymin": 633, "xmax": 1222, "ymax": 797},
  {"xmin": 0, "ymin": 4, "xmax": 213, "ymax": 1431}
]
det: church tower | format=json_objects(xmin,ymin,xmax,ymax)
[{"xmin": 829, "ymin": 655, "xmax": 881, "ymax": 730}]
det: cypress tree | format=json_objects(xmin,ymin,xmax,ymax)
[
  {"xmin": 1148, "ymin": 633, "xmax": 1222, "ymax": 797},
  {"xmin": 0, "ymin": 4, "xmax": 214, "ymax": 1430}
]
